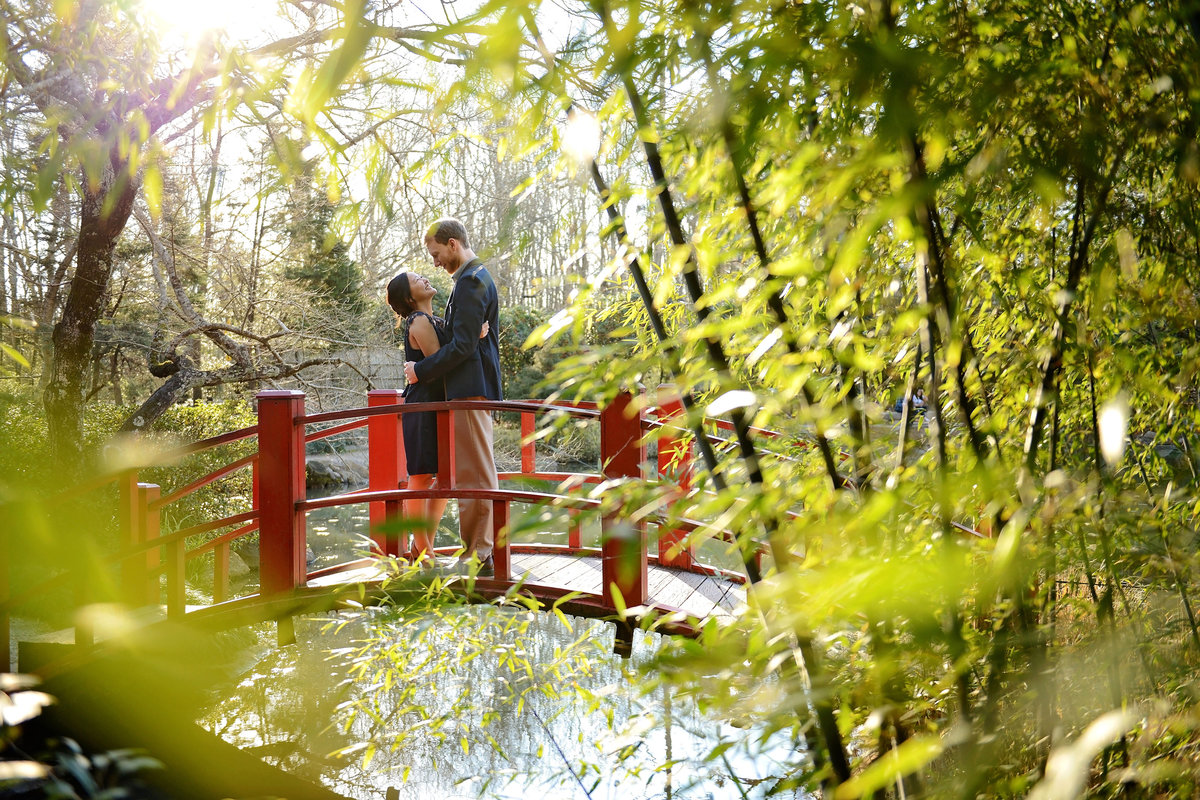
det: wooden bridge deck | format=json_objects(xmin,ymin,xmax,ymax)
[{"xmin": 308, "ymin": 552, "xmax": 748, "ymax": 622}]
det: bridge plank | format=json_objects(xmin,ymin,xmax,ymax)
[
  {"xmin": 688, "ymin": 574, "xmax": 738, "ymax": 609},
  {"xmin": 654, "ymin": 570, "xmax": 707, "ymax": 611},
  {"xmin": 300, "ymin": 552, "xmax": 743, "ymax": 622},
  {"xmin": 543, "ymin": 555, "xmax": 603, "ymax": 595},
  {"xmin": 509, "ymin": 553, "xmax": 560, "ymax": 581},
  {"xmin": 647, "ymin": 565, "xmax": 685, "ymax": 601}
]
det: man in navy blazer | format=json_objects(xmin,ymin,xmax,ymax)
[{"xmin": 403, "ymin": 218, "xmax": 502, "ymax": 575}]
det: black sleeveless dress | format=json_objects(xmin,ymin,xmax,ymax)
[{"xmin": 402, "ymin": 311, "xmax": 449, "ymax": 475}]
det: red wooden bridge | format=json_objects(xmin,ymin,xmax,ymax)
[{"xmin": 4, "ymin": 389, "xmax": 761, "ymax": 669}]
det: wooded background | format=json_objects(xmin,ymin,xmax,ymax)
[{"xmin": 3, "ymin": 0, "xmax": 1200, "ymax": 796}]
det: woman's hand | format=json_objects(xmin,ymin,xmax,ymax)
[{"xmin": 480, "ymin": 320, "xmax": 490, "ymax": 339}]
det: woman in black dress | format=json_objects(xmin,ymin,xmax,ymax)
[{"xmin": 386, "ymin": 271, "xmax": 487, "ymax": 563}]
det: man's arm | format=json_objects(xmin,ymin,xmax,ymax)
[{"xmin": 413, "ymin": 275, "xmax": 487, "ymax": 383}]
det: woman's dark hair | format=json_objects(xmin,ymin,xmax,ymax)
[{"xmin": 386, "ymin": 272, "xmax": 415, "ymax": 318}]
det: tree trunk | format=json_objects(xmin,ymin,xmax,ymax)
[
  {"xmin": 43, "ymin": 163, "xmax": 139, "ymax": 466},
  {"xmin": 120, "ymin": 356, "xmax": 198, "ymax": 433}
]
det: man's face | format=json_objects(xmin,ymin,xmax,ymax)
[{"xmin": 426, "ymin": 237, "xmax": 458, "ymax": 274}]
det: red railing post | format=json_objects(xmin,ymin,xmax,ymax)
[
  {"xmin": 256, "ymin": 391, "xmax": 307, "ymax": 595},
  {"xmin": 368, "ymin": 390, "xmax": 406, "ymax": 556},
  {"xmin": 493, "ymin": 501, "xmax": 511, "ymax": 581},
  {"xmin": 165, "ymin": 536, "xmax": 185, "ymax": 619},
  {"xmin": 137, "ymin": 484, "xmax": 162, "ymax": 607},
  {"xmin": 118, "ymin": 471, "xmax": 142, "ymax": 606},
  {"xmin": 251, "ymin": 454, "xmax": 261, "ymax": 511},
  {"xmin": 436, "ymin": 407, "xmax": 457, "ymax": 491},
  {"xmin": 520, "ymin": 411, "xmax": 536, "ymax": 474},
  {"xmin": 567, "ymin": 509, "xmax": 582, "ymax": 549},
  {"xmin": 600, "ymin": 389, "xmax": 647, "ymax": 608},
  {"xmin": 0, "ymin": 526, "xmax": 8, "ymax": 671},
  {"xmin": 213, "ymin": 542, "xmax": 230, "ymax": 604},
  {"xmin": 656, "ymin": 385, "xmax": 694, "ymax": 570}
]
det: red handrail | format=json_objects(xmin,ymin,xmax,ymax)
[
  {"xmin": 2, "ymin": 389, "xmax": 782, "ymax": 670},
  {"xmin": 157, "ymin": 423, "xmax": 260, "ymax": 462},
  {"xmin": 299, "ymin": 398, "xmax": 599, "ymax": 427},
  {"xmin": 150, "ymin": 452, "xmax": 258, "ymax": 511}
]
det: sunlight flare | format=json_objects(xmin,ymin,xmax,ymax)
[
  {"xmin": 139, "ymin": 0, "xmax": 280, "ymax": 45},
  {"xmin": 562, "ymin": 107, "xmax": 602, "ymax": 163},
  {"xmin": 1098, "ymin": 394, "xmax": 1129, "ymax": 467}
]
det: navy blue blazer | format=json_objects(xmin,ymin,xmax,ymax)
[{"xmin": 413, "ymin": 258, "xmax": 502, "ymax": 400}]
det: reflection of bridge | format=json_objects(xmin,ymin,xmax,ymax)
[{"xmin": 4, "ymin": 389, "xmax": 755, "ymax": 669}]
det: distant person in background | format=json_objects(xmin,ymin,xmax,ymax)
[
  {"xmin": 913, "ymin": 387, "xmax": 927, "ymax": 414},
  {"xmin": 403, "ymin": 218, "xmax": 502, "ymax": 577},
  {"xmin": 386, "ymin": 270, "xmax": 488, "ymax": 566}
]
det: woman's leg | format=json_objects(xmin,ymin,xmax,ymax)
[
  {"xmin": 426, "ymin": 489, "xmax": 449, "ymax": 557},
  {"xmin": 406, "ymin": 474, "xmax": 443, "ymax": 562}
]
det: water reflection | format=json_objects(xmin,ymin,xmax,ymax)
[{"xmin": 198, "ymin": 607, "xmax": 812, "ymax": 799}]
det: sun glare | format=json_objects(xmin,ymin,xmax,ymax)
[
  {"xmin": 140, "ymin": 0, "xmax": 281, "ymax": 46},
  {"xmin": 562, "ymin": 107, "xmax": 602, "ymax": 163},
  {"xmin": 1098, "ymin": 394, "xmax": 1130, "ymax": 467}
]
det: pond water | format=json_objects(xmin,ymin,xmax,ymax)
[
  {"xmin": 198, "ymin": 606, "xmax": 814, "ymax": 799},
  {"xmin": 221, "ymin": 484, "xmax": 795, "ymax": 797}
]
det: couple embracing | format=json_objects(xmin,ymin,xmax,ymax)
[{"xmin": 386, "ymin": 218, "xmax": 501, "ymax": 577}]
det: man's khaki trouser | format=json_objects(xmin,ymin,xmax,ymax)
[{"xmin": 454, "ymin": 402, "xmax": 497, "ymax": 558}]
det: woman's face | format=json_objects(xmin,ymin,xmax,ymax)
[{"xmin": 407, "ymin": 272, "xmax": 437, "ymax": 302}]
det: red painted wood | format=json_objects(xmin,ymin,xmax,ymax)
[
  {"xmin": 493, "ymin": 500, "xmax": 511, "ymax": 581},
  {"xmin": 568, "ymin": 507, "xmax": 582, "ymax": 549},
  {"xmin": 436, "ymin": 409, "xmax": 456, "ymax": 490},
  {"xmin": 368, "ymin": 390, "xmax": 405, "ymax": 556},
  {"xmin": 0, "ymin": 525, "xmax": 8, "ymax": 670},
  {"xmin": 118, "ymin": 471, "xmax": 141, "ymax": 605},
  {"xmin": 213, "ymin": 543, "xmax": 230, "ymax": 604},
  {"xmin": 302, "ymin": 399, "xmax": 598, "ymax": 427},
  {"xmin": 156, "ymin": 423, "xmax": 259, "ymax": 462},
  {"xmin": 166, "ymin": 537, "xmax": 186, "ymax": 619},
  {"xmin": 186, "ymin": 521, "xmax": 258, "ymax": 557},
  {"xmin": 655, "ymin": 387, "xmax": 694, "ymax": 570},
  {"xmin": 137, "ymin": 483, "xmax": 162, "ymax": 606},
  {"xmin": 521, "ymin": 412, "xmax": 535, "ymax": 473},
  {"xmin": 385, "ymin": 499, "xmax": 402, "ymax": 557},
  {"xmin": 256, "ymin": 391, "xmax": 307, "ymax": 595},
  {"xmin": 600, "ymin": 390, "xmax": 648, "ymax": 608},
  {"xmin": 252, "ymin": 456, "xmax": 260, "ymax": 516},
  {"xmin": 77, "ymin": 393, "xmax": 770, "ymax": 638},
  {"xmin": 305, "ymin": 419, "xmax": 367, "ymax": 444},
  {"xmin": 169, "ymin": 510, "xmax": 258, "ymax": 541},
  {"xmin": 150, "ymin": 452, "xmax": 257, "ymax": 511},
  {"xmin": 298, "ymin": 487, "xmax": 599, "ymax": 512}
]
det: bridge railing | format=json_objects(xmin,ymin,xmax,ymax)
[
  {"xmin": 3, "ymin": 386, "xmax": 761, "ymax": 668},
  {"xmin": 279, "ymin": 388, "xmax": 667, "ymax": 608}
]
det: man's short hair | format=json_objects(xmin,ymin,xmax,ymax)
[{"xmin": 425, "ymin": 217, "xmax": 471, "ymax": 249}]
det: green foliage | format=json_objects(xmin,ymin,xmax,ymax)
[
  {"xmin": 0, "ymin": 673, "xmax": 161, "ymax": 797},
  {"xmin": 137, "ymin": 399, "xmax": 257, "ymax": 536},
  {"xmin": 441, "ymin": 0, "xmax": 1200, "ymax": 796},
  {"xmin": 284, "ymin": 178, "xmax": 369, "ymax": 337},
  {"xmin": 498, "ymin": 305, "xmax": 550, "ymax": 398},
  {"xmin": 10, "ymin": 0, "xmax": 1200, "ymax": 796}
]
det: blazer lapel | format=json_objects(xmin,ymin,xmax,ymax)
[{"xmin": 444, "ymin": 258, "xmax": 479, "ymax": 320}]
